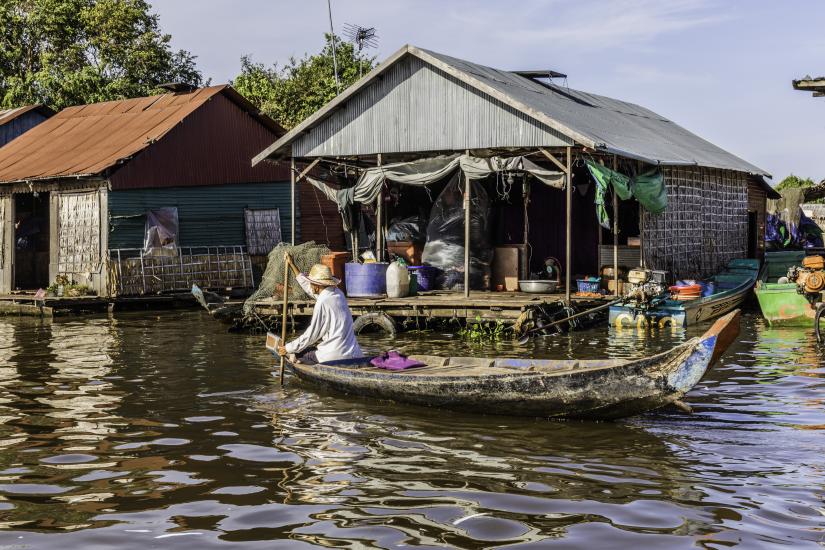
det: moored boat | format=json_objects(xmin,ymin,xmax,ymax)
[
  {"xmin": 266, "ymin": 311, "xmax": 740, "ymax": 420},
  {"xmin": 754, "ymin": 251, "xmax": 823, "ymax": 325},
  {"xmin": 609, "ymin": 259, "xmax": 758, "ymax": 328}
]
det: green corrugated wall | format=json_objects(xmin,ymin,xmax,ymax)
[{"xmin": 108, "ymin": 182, "xmax": 295, "ymax": 249}]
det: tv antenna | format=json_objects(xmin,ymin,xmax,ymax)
[{"xmin": 343, "ymin": 24, "xmax": 378, "ymax": 77}]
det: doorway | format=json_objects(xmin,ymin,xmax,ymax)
[
  {"xmin": 14, "ymin": 192, "xmax": 50, "ymax": 290},
  {"xmin": 747, "ymin": 210, "xmax": 758, "ymax": 258}
]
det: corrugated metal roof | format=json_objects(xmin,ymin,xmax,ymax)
[
  {"xmin": 0, "ymin": 86, "xmax": 284, "ymax": 184},
  {"xmin": 254, "ymin": 45, "xmax": 768, "ymax": 177}
]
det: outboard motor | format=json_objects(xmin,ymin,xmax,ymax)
[
  {"xmin": 788, "ymin": 255, "xmax": 825, "ymax": 303},
  {"xmin": 623, "ymin": 267, "xmax": 669, "ymax": 306}
]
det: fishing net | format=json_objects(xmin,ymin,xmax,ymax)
[{"xmin": 243, "ymin": 241, "xmax": 331, "ymax": 315}]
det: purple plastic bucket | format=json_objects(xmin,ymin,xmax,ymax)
[
  {"xmin": 345, "ymin": 262, "xmax": 388, "ymax": 297},
  {"xmin": 408, "ymin": 265, "xmax": 441, "ymax": 292}
]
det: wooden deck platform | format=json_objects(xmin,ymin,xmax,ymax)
[
  {"xmin": 252, "ymin": 290, "xmax": 612, "ymax": 321},
  {"xmin": 0, "ymin": 293, "xmax": 200, "ymax": 316}
]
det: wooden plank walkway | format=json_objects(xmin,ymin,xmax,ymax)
[
  {"xmin": 0, "ymin": 293, "xmax": 200, "ymax": 316},
  {"xmin": 252, "ymin": 290, "xmax": 612, "ymax": 321}
]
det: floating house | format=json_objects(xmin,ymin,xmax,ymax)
[
  {"xmin": 254, "ymin": 45, "xmax": 778, "ymax": 301},
  {"xmin": 0, "ymin": 105, "xmax": 53, "ymax": 148},
  {"xmin": 0, "ymin": 85, "xmax": 315, "ymax": 296}
]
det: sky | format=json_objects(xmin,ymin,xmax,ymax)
[{"xmin": 152, "ymin": 0, "xmax": 825, "ymax": 183}]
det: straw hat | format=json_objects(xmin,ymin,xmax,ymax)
[{"xmin": 305, "ymin": 264, "xmax": 340, "ymax": 287}]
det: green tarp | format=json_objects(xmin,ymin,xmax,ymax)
[{"xmin": 585, "ymin": 160, "xmax": 667, "ymax": 228}]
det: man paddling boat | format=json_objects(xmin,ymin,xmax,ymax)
[{"xmin": 277, "ymin": 254, "xmax": 363, "ymax": 364}]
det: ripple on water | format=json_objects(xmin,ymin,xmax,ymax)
[
  {"xmin": 40, "ymin": 454, "xmax": 97, "ymax": 465},
  {"xmin": 0, "ymin": 484, "xmax": 73, "ymax": 495},
  {"xmin": 0, "ymin": 312, "xmax": 819, "ymax": 547},
  {"xmin": 217, "ymin": 444, "xmax": 302, "ymax": 464},
  {"xmin": 184, "ymin": 416, "xmax": 224, "ymax": 423}
]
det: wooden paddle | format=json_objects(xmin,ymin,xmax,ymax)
[
  {"xmin": 279, "ymin": 253, "xmax": 291, "ymax": 385},
  {"xmin": 517, "ymin": 298, "xmax": 623, "ymax": 345}
]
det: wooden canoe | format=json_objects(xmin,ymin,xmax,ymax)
[{"xmin": 267, "ymin": 310, "xmax": 741, "ymax": 420}]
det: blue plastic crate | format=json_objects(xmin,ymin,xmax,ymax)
[{"xmin": 576, "ymin": 278, "xmax": 601, "ymax": 293}]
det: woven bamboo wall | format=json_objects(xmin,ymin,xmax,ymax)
[
  {"xmin": 642, "ymin": 167, "xmax": 747, "ymax": 278},
  {"xmin": 57, "ymin": 191, "xmax": 101, "ymax": 274}
]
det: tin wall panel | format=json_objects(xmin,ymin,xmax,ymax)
[
  {"xmin": 108, "ymin": 182, "xmax": 294, "ymax": 249},
  {"xmin": 294, "ymin": 56, "xmax": 571, "ymax": 157},
  {"xmin": 0, "ymin": 111, "xmax": 49, "ymax": 147}
]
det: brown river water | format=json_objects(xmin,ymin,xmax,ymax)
[{"xmin": 0, "ymin": 310, "xmax": 821, "ymax": 548}]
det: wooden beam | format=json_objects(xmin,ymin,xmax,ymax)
[
  {"xmin": 290, "ymin": 157, "xmax": 296, "ymax": 245},
  {"xmin": 612, "ymin": 155, "xmax": 619, "ymax": 297},
  {"xmin": 565, "ymin": 146, "xmax": 572, "ymax": 304},
  {"xmin": 293, "ymin": 157, "xmax": 322, "ymax": 183},
  {"xmin": 793, "ymin": 78, "xmax": 825, "ymax": 90},
  {"xmin": 804, "ymin": 181, "xmax": 825, "ymax": 202},
  {"xmin": 539, "ymin": 147, "xmax": 569, "ymax": 174},
  {"xmin": 464, "ymin": 151, "xmax": 471, "ymax": 298},
  {"xmin": 376, "ymin": 153, "xmax": 383, "ymax": 261}
]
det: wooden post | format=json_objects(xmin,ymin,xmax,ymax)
[
  {"xmin": 638, "ymin": 160, "xmax": 645, "ymax": 268},
  {"xmin": 565, "ymin": 146, "xmax": 572, "ymax": 304},
  {"xmin": 290, "ymin": 157, "xmax": 296, "ymax": 245},
  {"xmin": 376, "ymin": 154, "xmax": 383, "ymax": 261},
  {"xmin": 612, "ymin": 155, "xmax": 619, "ymax": 296},
  {"xmin": 464, "ymin": 151, "xmax": 471, "ymax": 298}
]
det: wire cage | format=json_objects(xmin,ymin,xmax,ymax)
[{"xmin": 108, "ymin": 246, "xmax": 254, "ymax": 296}]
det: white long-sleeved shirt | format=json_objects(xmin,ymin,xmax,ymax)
[{"xmin": 284, "ymin": 274, "xmax": 363, "ymax": 362}]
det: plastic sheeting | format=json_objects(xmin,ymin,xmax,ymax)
[
  {"xmin": 421, "ymin": 173, "xmax": 493, "ymax": 290},
  {"xmin": 143, "ymin": 207, "xmax": 178, "ymax": 255},
  {"xmin": 307, "ymin": 154, "xmax": 563, "ymax": 233},
  {"xmin": 386, "ymin": 216, "xmax": 426, "ymax": 243}
]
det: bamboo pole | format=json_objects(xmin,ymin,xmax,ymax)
[
  {"xmin": 290, "ymin": 157, "xmax": 296, "ymax": 245},
  {"xmin": 279, "ymin": 254, "xmax": 290, "ymax": 385},
  {"xmin": 565, "ymin": 146, "xmax": 572, "ymax": 304},
  {"xmin": 612, "ymin": 155, "xmax": 619, "ymax": 296},
  {"xmin": 376, "ymin": 153, "xmax": 383, "ymax": 261}
]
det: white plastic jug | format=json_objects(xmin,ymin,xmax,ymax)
[{"xmin": 386, "ymin": 260, "xmax": 410, "ymax": 298}]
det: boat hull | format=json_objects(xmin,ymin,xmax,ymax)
[
  {"xmin": 754, "ymin": 284, "xmax": 816, "ymax": 325},
  {"xmin": 273, "ymin": 312, "xmax": 740, "ymax": 420},
  {"xmin": 609, "ymin": 260, "xmax": 758, "ymax": 328},
  {"xmin": 609, "ymin": 286, "xmax": 748, "ymax": 328}
]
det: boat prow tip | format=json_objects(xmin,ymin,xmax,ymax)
[{"xmin": 705, "ymin": 309, "xmax": 741, "ymax": 367}]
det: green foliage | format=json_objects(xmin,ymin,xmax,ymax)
[
  {"xmin": 46, "ymin": 276, "xmax": 94, "ymax": 297},
  {"xmin": 776, "ymin": 174, "xmax": 816, "ymax": 191},
  {"xmin": 0, "ymin": 0, "xmax": 203, "ymax": 110},
  {"xmin": 459, "ymin": 316, "xmax": 509, "ymax": 342},
  {"xmin": 232, "ymin": 34, "xmax": 375, "ymax": 130}
]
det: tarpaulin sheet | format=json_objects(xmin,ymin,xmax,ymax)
[{"xmin": 586, "ymin": 160, "xmax": 666, "ymax": 228}]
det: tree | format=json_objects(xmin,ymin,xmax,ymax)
[
  {"xmin": 776, "ymin": 174, "xmax": 816, "ymax": 192},
  {"xmin": 775, "ymin": 174, "xmax": 825, "ymax": 203},
  {"xmin": 0, "ymin": 0, "xmax": 203, "ymax": 110},
  {"xmin": 232, "ymin": 34, "xmax": 375, "ymax": 130}
]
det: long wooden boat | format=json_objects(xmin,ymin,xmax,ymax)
[
  {"xmin": 609, "ymin": 259, "xmax": 758, "ymax": 328},
  {"xmin": 754, "ymin": 251, "xmax": 818, "ymax": 325},
  {"xmin": 266, "ymin": 311, "xmax": 740, "ymax": 420}
]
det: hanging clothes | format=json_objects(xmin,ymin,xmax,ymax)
[{"xmin": 585, "ymin": 159, "xmax": 666, "ymax": 228}]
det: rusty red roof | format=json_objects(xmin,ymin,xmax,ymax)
[{"xmin": 0, "ymin": 86, "xmax": 283, "ymax": 183}]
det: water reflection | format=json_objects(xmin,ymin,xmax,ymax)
[{"xmin": 0, "ymin": 311, "xmax": 818, "ymax": 548}]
